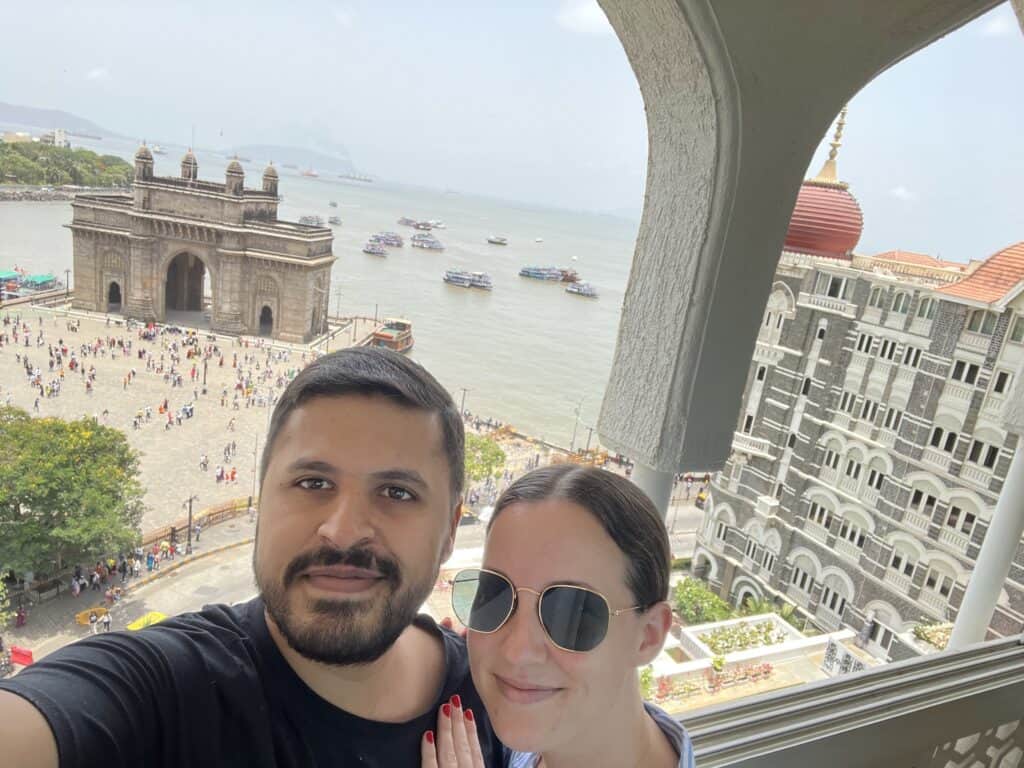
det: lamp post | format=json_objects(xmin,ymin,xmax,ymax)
[
  {"xmin": 203, "ymin": 358, "xmax": 208, "ymax": 387},
  {"xmin": 569, "ymin": 397, "xmax": 583, "ymax": 453},
  {"xmin": 458, "ymin": 387, "xmax": 469, "ymax": 418},
  {"xmin": 64, "ymin": 269, "xmax": 71, "ymax": 300},
  {"xmin": 584, "ymin": 425, "xmax": 594, "ymax": 453},
  {"xmin": 183, "ymin": 495, "xmax": 199, "ymax": 554}
]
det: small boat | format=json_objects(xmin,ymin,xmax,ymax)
[
  {"xmin": 487, "ymin": 236, "xmax": 508, "ymax": 245},
  {"xmin": 371, "ymin": 232, "xmax": 404, "ymax": 247},
  {"xmin": 411, "ymin": 233, "xmax": 445, "ymax": 250},
  {"xmin": 301, "ymin": 168, "xmax": 319, "ymax": 178},
  {"xmin": 151, "ymin": 145, "xmax": 167, "ymax": 155},
  {"xmin": 428, "ymin": 220, "xmax": 446, "ymax": 229},
  {"xmin": 299, "ymin": 215, "xmax": 325, "ymax": 226},
  {"xmin": 328, "ymin": 201, "xmax": 338, "ymax": 208},
  {"xmin": 566, "ymin": 282, "xmax": 598, "ymax": 298},
  {"xmin": 328, "ymin": 216, "xmax": 342, "ymax": 226},
  {"xmin": 371, "ymin": 318, "xmax": 414, "ymax": 354},
  {"xmin": 397, "ymin": 217, "xmax": 418, "ymax": 227},
  {"xmin": 469, "ymin": 272, "xmax": 493, "ymax": 290},
  {"xmin": 413, "ymin": 221, "xmax": 433, "ymax": 231},
  {"xmin": 363, "ymin": 242, "xmax": 387, "ymax": 256},
  {"xmin": 559, "ymin": 268, "xmax": 579, "ymax": 283},
  {"xmin": 519, "ymin": 266, "xmax": 563, "ymax": 281},
  {"xmin": 535, "ymin": 237, "xmax": 544, "ymax": 243}
]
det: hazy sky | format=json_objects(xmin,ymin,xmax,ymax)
[{"xmin": 0, "ymin": 0, "xmax": 1021, "ymax": 262}]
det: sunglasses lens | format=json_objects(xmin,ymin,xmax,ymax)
[
  {"xmin": 452, "ymin": 569, "xmax": 513, "ymax": 633},
  {"xmin": 539, "ymin": 586, "xmax": 610, "ymax": 652}
]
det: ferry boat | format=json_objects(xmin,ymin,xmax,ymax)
[
  {"xmin": 301, "ymin": 168, "xmax": 319, "ymax": 178},
  {"xmin": 328, "ymin": 201, "xmax": 338, "ymax": 208},
  {"xmin": 371, "ymin": 318, "xmax": 414, "ymax": 354},
  {"xmin": 151, "ymin": 145, "xmax": 168, "ymax": 155},
  {"xmin": 444, "ymin": 270, "xmax": 492, "ymax": 290},
  {"xmin": 519, "ymin": 266, "xmax": 563, "ymax": 281},
  {"xmin": 469, "ymin": 272, "xmax": 493, "ymax": 290},
  {"xmin": 299, "ymin": 215, "xmax": 325, "ymax": 227},
  {"xmin": 328, "ymin": 216, "xmax": 342, "ymax": 226},
  {"xmin": 413, "ymin": 221, "xmax": 433, "ymax": 231},
  {"xmin": 487, "ymin": 236, "xmax": 508, "ymax": 245},
  {"xmin": 559, "ymin": 268, "xmax": 580, "ymax": 283},
  {"xmin": 371, "ymin": 232, "xmax": 403, "ymax": 247},
  {"xmin": 566, "ymin": 281, "xmax": 598, "ymax": 298},
  {"xmin": 0, "ymin": 269, "xmax": 63, "ymax": 300},
  {"xmin": 428, "ymin": 220, "xmax": 446, "ymax": 229},
  {"xmin": 363, "ymin": 242, "xmax": 387, "ymax": 256},
  {"xmin": 411, "ymin": 234, "xmax": 445, "ymax": 250},
  {"xmin": 397, "ymin": 217, "xmax": 418, "ymax": 227}
]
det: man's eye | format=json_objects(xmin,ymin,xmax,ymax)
[
  {"xmin": 297, "ymin": 478, "xmax": 332, "ymax": 491},
  {"xmin": 381, "ymin": 486, "xmax": 415, "ymax": 502}
]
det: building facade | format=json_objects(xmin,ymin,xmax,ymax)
[
  {"xmin": 69, "ymin": 146, "xmax": 335, "ymax": 342},
  {"xmin": 694, "ymin": 121, "xmax": 1024, "ymax": 660}
]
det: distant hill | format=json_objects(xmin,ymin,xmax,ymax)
[
  {"xmin": 230, "ymin": 144, "xmax": 356, "ymax": 176},
  {"xmin": 0, "ymin": 101, "xmax": 123, "ymax": 139}
]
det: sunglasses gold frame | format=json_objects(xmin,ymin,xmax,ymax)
[{"xmin": 452, "ymin": 567, "xmax": 641, "ymax": 653}]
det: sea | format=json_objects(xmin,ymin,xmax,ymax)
[{"xmin": 0, "ymin": 140, "xmax": 642, "ymax": 448}]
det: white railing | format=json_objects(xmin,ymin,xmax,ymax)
[
  {"xmin": 872, "ymin": 359, "xmax": 893, "ymax": 383},
  {"xmin": 853, "ymin": 420, "xmax": 873, "ymax": 438},
  {"xmin": 786, "ymin": 585, "xmax": 810, "ymax": 607},
  {"xmin": 960, "ymin": 462, "xmax": 993, "ymax": 489},
  {"xmin": 754, "ymin": 341, "xmax": 785, "ymax": 365},
  {"xmin": 834, "ymin": 538, "xmax": 862, "ymax": 563},
  {"xmin": 921, "ymin": 447, "xmax": 953, "ymax": 472},
  {"xmin": 938, "ymin": 527, "xmax": 971, "ymax": 553},
  {"xmin": 878, "ymin": 430, "xmax": 896, "ymax": 448},
  {"xmin": 848, "ymin": 351, "xmax": 871, "ymax": 371},
  {"xmin": 814, "ymin": 606, "xmax": 844, "ymax": 632},
  {"xmin": 982, "ymin": 393, "xmax": 1006, "ymax": 418},
  {"xmin": 862, "ymin": 487, "xmax": 880, "ymax": 508},
  {"xmin": 685, "ymin": 636, "xmax": 1024, "ymax": 768},
  {"xmin": 893, "ymin": 366, "xmax": 916, "ymax": 388},
  {"xmin": 918, "ymin": 590, "xmax": 948, "ymax": 618},
  {"xmin": 797, "ymin": 292, "xmax": 857, "ymax": 318},
  {"xmin": 838, "ymin": 474, "xmax": 860, "ymax": 495},
  {"xmin": 903, "ymin": 509, "xmax": 932, "ymax": 532},
  {"xmin": 940, "ymin": 380, "xmax": 975, "ymax": 404},
  {"xmin": 861, "ymin": 306, "xmax": 882, "ymax": 325},
  {"xmin": 884, "ymin": 570, "xmax": 913, "ymax": 593},
  {"xmin": 884, "ymin": 312, "xmax": 908, "ymax": 330},
  {"xmin": 732, "ymin": 431, "xmax": 775, "ymax": 459},
  {"xmin": 820, "ymin": 467, "xmax": 839, "ymax": 485},
  {"xmin": 958, "ymin": 330, "xmax": 992, "ymax": 354},
  {"xmin": 909, "ymin": 317, "xmax": 933, "ymax": 337},
  {"xmin": 803, "ymin": 521, "xmax": 829, "ymax": 544}
]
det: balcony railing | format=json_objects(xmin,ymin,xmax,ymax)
[
  {"xmin": 909, "ymin": 317, "xmax": 933, "ymax": 337},
  {"xmin": 884, "ymin": 312, "xmax": 908, "ymax": 330},
  {"xmin": 918, "ymin": 589, "xmax": 949, "ymax": 618},
  {"xmin": 820, "ymin": 467, "xmax": 839, "ymax": 485},
  {"xmin": 960, "ymin": 463, "xmax": 993, "ymax": 490},
  {"xmin": 754, "ymin": 340, "xmax": 786, "ymax": 365},
  {"xmin": 958, "ymin": 330, "xmax": 992, "ymax": 354},
  {"xmin": 861, "ymin": 487, "xmax": 880, "ymax": 508},
  {"xmin": 903, "ymin": 509, "xmax": 932, "ymax": 532},
  {"xmin": 938, "ymin": 527, "xmax": 971, "ymax": 553},
  {"xmin": 803, "ymin": 521, "xmax": 829, "ymax": 544},
  {"xmin": 837, "ymin": 474, "xmax": 860, "ymax": 495},
  {"xmin": 732, "ymin": 431, "xmax": 775, "ymax": 460},
  {"xmin": 892, "ymin": 366, "xmax": 916, "ymax": 388},
  {"xmin": 922, "ymin": 447, "xmax": 953, "ymax": 472},
  {"xmin": 877, "ymin": 430, "xmax": 897, "ymax": 448},
  {"xmin": 685, "ymin": 636, "xmax": 1024, "ymax": 767},
  {"xmin": 786, "ymin": 585, "xmax": 811, "ymax": 607},
  {"xmin": 834, "ymin": 538, "xmax": 862, "ymax": 563},
  {"xmin": 884, "ymin": 569, "xmax": 913, "ymax": 593},
  {"xmin": 982, "ymin": 392, "xmax": 1006, "ymax": 418},
  {"xmin": 940, "ymin": 380, "xmax": 975, "ymax": 405},
  {"xmin": 861, "ymin": 306, "xmax": 882, "ymax": 325},
  {"xmin": 797, "ymin": 292, "xmax": 857, "ymax": 318}
]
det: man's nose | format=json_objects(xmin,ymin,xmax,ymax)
[{"xmin": 316, "ymin": 488, "xmax": 375, "ymax": 548}]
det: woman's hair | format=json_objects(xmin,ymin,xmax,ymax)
[{"xmin": 488, "ymin": 464, "xmax": 670, "ymax": 609}]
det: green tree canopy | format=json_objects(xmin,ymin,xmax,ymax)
[
  {"xmin": 0, "ymin": 406, "xmax": 144, "ymax": 577},
  {"xmin": 464, "ymin": 433, "xmax": 507, "ymax": 484},
  {"xmin": 673, "ymin": 577, "xmax": 734, "ymax": 625},
  {"xmin": 0, "ymin": 143, "xmax": 133, "ymax": 187}
]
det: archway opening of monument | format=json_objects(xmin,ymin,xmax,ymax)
[
  {"xmin": 165, "ymin": 252, "xmax": 212, "ymax": 328},
  {"xmin": 107, "ymin": 282, "xmax": 122, "ymax": 313},
  {"xmin": 259, "ymin": 305, "xmax": 273, "ymax": 337}
]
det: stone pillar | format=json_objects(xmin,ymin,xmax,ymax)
[
  {"xmin": 125, "ymin": 236, "xmax": 156, "ymax": 321},
  {"xmin": 212, "ymin": 251, "xmax": 247, "ymax": 334},
  {"xmin": 632, "ymin": 462, "xmax": 674, "ymax": 520}
]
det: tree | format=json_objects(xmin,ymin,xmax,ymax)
[
  {"xmin": 0, "ymin": 407, "xmax": 144, "ymax": 577},
  {"xmin": 464, "ymin": 433, "xmax": 506, "ymax": 484},
  {"xmin": 0, "ymin": 579, "xmax": 12, "ymax": 629},
  {"xmin": 673, "ymin": 577, "xmax": 734, "ymax": 625}
]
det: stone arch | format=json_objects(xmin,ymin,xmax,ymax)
[
  {"xmin": 258, "ymin": 305, "xmax": 274, "ymax": 337},
  {"xmin": 864, "ymin": 600, "xmax": 904, "ymax": 631},
  {"xmin": 947, "ymin": 488, "xmax": 991, "ymax": 522},
  {"xmin": 891, "ymin": 291, "xmax": 911, "ymax": 314},
  {"xmin": 905, "ymin": 471, "xmax": 948, "ymax": 500},
  {"xmin": 837, "ymin": 504, "xmax": 875, "ymax": 534},
  {"xmin": 164, "ymin": 251, "xmax": 209, "ymax": 312},
  {"xmin": 805, "ymin": 485, "xmax": 840, "ymax": 512},
  {"xmin": 692, "ymin": 546, "xmax": 719, "ymax": 582},
  {"xmin": 923, "ymin": 550, "xmax": 967, "ymax": 581},
  {"xmin": 974, "ymin": 424, "xmax": 1007, "ymax": 447},
  {"xmin": 819, "ymin": 430, "xmax": 848, "ymax": 453},
  {"xmin": 820, "ymin": 566, "xmax": 856, "ymax": 599},
  {"xmin": 706, "ymin": 501, "xmax": 735, "ymax": 540},
  {"xmin": 107, "ymin": 281, "xmax": 123, "ymax": 312},
  {"xmin": 741, "ymin": 518, "xmax": 764, "ymax": 539},
  {"xmin": 932, "ymin": 409, "xmax": 965, "ymax": 434},
  {"xmin": 885, "ymin": 531, "xmax": 927, "ymax": 561},
  {"xmin": 788, "ymin": 546, "xmax": 823, "ymax": 577},
  {"xmin": 845, "ymin": 443, "xmax": 867, "ymax": 464},
  {"xmin": 865, "ymin": 450, "xmax": 894, "ymax": 476},
  {"xmin": 732, "ymin": 577, "xmax": 764, "ymax": 609}
]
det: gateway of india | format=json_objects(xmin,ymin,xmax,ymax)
[{"xmin": 68, "ymin": 145, "xmax": 335, "ymax": 343}]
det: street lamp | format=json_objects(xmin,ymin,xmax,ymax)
[
  {"xmin": 183, "ymin": 494, "xmax": 199, "ymax": 554},
  {"xmin": 458, "ymin": 387, "xmax": 470, "ymax": 417},
  {"xmin": 569, "ymin": 397, "xmax": 584, "ymax": 453},
  {"xmin": 64, "ymin": 268, "xmax": 71, "ymax": 300},
  {"xmin": 203, "ymin": 358, "xmax": 208, "ymax": 387}
]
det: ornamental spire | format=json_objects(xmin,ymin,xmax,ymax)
[{"xmin": 809, "ymin": 105, "xmax": 849, "ymax": 189}]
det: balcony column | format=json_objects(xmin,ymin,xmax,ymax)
[
  {"xmin": 632, "ymin": 463, "xmax": 674, "ymax": 520},
  {"xmin": 948, "ymin": 438, "xmax": 1024, "ymax": 649}
]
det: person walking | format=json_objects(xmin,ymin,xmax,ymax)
[
  {"xmin": 101, "ymin": 612, "xmax": 111, "ymax": 633},
  {"xmin": 88, "ymin": 612, "xmax": 98, "ymax": 636}
]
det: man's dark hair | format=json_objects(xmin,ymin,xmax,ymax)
[
  {"xmin": 489, "ymin": 465, "xmax": 670, "ymax": 609},
  {"xmin": 259, "ymin": 347, "xmax": 464, "ymax": 502}
]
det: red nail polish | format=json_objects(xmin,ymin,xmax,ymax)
[
  {"xmin": 442, "ymin": 703, "xmax": 451, "ymax": 717},
  {"xmin": 464, "ymin": 708, "xmax": 475, "ymax": 723},
  {"xmin": 451, "ymin": 694, "xmax": 462, "ymax": 709},
  {"xmin": 426, "ymin": 731, "xmax": 435, "ymax": 745}
]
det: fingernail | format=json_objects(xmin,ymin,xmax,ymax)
[
  {"xmin": 426, "ymin": 731, "xmax": 435, "ymax": 745},
  {"xmin": 464, "ymin": 708, "xmax": 475, "ymax": 723},
  {"xmin": 442, "ymin": 703, "xmax": 451, "ymax": 718},
  {"xmin": 451, "ymin": 694, "xmax": 462, "ymax": 709}
]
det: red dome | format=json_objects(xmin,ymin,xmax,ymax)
[{"xmin": 784, "ymin": 182, "xmax": 864, "ymax": 260}]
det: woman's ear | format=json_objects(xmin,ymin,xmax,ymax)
[{"xmin": 635, "ymin": 601, "xmax": 672, "ymax": 666}]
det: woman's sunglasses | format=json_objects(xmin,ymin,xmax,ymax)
[{"xmin": 451, "ymin": 568, "xmax": 641, "ymax": 653}]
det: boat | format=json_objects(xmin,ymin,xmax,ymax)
[
  {"xmin": 428, "ymin": 220, "xmax": 446, "ymax": 229},
  {"xmin": 519, "ymin": 266, "xmax": 563, "ymax": 281},
  {"xmin": 151, "ymin": 145, "xmax": 167, "ymax": 155},
  {"xmin": 301, "ymin": 168, "xmax": 319, "ymax": 178},
  {"xmin": 363, "ymin": 242, "xmax": 387, "ymax": 256},
  {"xmin": 413, "ymin": 221, "xmax": 433, "ymax": 231},
  {"xmin": 370, "ymin": 232, "xmax": 403, "ymax": 247},
  {"xmin": 299, "ymin": 215, "xmax": 325, "ymax": 226},
  {"xmin": 397, "ymin": 217, "xmax": 418, "ymax": 227},
  {"xmin": 371, "ymin": 318, "xmax": 414, "ymax": 354},
  {"xmin": 487, "ymin": 236, "xmax": 508, "ymax": 245},
  {"xmin": 559, "ymin": 268, "xmax": 580, "ymax": 283},
  {"xmin": 282, "ymin": 163, "xmax": 298, "ymax": 170},
  {"xmin": 328, "ymin": 216, "xmax": 342, "ymax": 226},
  {"xmin": 443, "ymin": 269, "xmax": 473, "ymax": 287},
  {"xmin": 411, "ymin": 233, "xmax": 444, "ymax": 250},
  {"xmin": 469, "ymin": 272, "xmax": 493, "ymax": 290},
  {"xmin": 328, "ymin": 201, "xmax": 338, "ymax": 208},
  {"xmin": 566, "ymin": 281, "xmax": 598, "ymax": 298},
  {"xmin": 535, "ymin": 237, "xmax": 544, "ymax": 243}
]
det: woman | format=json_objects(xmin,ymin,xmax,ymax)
[{"xmin": 422, "ymin": 464, "xmax": 695, "ymax": 767}]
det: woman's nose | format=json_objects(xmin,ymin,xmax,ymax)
[{"xmin": 498, "ymin": 591, "xmax": 549, "ymax": 664}]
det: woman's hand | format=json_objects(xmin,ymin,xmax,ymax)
[{"xmin": 421, "ymin": 694, "xmax": 485, "ymax": 768}]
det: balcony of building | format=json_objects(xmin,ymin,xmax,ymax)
[
  {"xmin": 922, "ymin": 446, "xmax": 954, "ymax": 472},
  {"xmin": 902, "ymin": 508, "xmax": 933, "ymax": 533},
  {"xmin": 796, "ymin": 291, "xmax": 858, "ymax": 319},
  {"xmin": 909, "ymin": 316, "xmax": 934, "ymax": 337},
  {"xmin": 958, "ymin": 330, "xmax": 994, "ymax": 355},
  {"xmin": 939, "ymin": 380, "xmax": 976, "ymax": 408},
  {"xmin": 960, "ymin": 462, "xmax": 995, "ymax": 490},
  {"xmin": 732, "ymin": 431, "xmax": 775, "ymax": 461}
]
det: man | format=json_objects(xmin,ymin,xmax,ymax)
[{"xmin": 0, "ymin": 348, "xmax": 502, "ymax": 767}]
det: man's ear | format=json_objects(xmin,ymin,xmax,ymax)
[
  {"xmin": 636, "ymin": 601, "xmax": 672, "ymax": 666},
  {"xmin": 440, "ymin": 501, "xmax": 463, "ymax": 564}
]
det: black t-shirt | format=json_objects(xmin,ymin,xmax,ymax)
[{"xmin": 0, "ymin": 598, "xmax": 504, "ymax": 767}]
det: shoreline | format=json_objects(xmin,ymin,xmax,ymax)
[{"xmin": 0, "ymin": 185, "xmax": 128, "ymax": 202}]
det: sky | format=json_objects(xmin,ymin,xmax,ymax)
[{"xmin": 0, "ymin": 0, "xmax": 1021, "ymax": 262}]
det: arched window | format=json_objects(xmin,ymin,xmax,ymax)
[
  {"xmin": 790, "ymin": 554, "xmax": 818, "ymax": 593},
  {"xmin": 916, "ymin": 297, "xmax": 936, "ymax": 319},
  {"xmin": 967, "ymin": 309, "xmax": 997, "ymax": 336},
  {"xmin": 820, "ymin": 571, "xmax": 852, "ymax": 617},
  {"xmin": 868, "ymin": 286, "xmax": 885, "ymax": 309},
  {"xmin": 891, "ymin": 292, "xmax": 910, "ymax": 314}
]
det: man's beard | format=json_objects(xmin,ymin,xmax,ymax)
[{"xmin": 255, "ymin": 543, "xmax": 435, "ymax": 666}]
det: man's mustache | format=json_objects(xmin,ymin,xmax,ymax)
[{"xmin": 283, "ymin": 545, "xmax": 401, "ymax": 589}]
